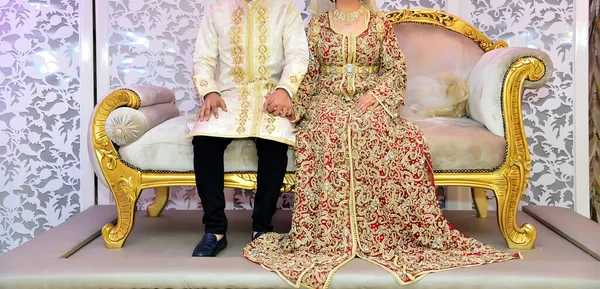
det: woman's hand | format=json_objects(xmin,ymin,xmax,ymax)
[
  {"xmin": 356, "ymin": 93, "xmax": 379, "ymax": 113},
  {"xmin": 264, "ymin": 89, "xmax": 293, "ymax": 118},
  {"xmin": 286, "ymin": 110, "xmax": 296, "ymax": 122}
]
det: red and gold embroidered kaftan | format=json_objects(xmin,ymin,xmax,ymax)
[{"xmin": 243, "ymin": 11, "xmax": 520, "ymax": 289}]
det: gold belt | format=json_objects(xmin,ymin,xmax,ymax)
[{"xmin": 320, "ymin": 64, "xmax": 379, "ymax": 75}]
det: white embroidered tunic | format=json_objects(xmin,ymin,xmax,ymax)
[{"xmin": 187, "ymin": 0, "xmax": 309, "ymax": 146}]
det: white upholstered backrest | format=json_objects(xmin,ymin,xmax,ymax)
[{"xmin": 393, "ymin": 23, "xmax": 485, "ymax": 117}]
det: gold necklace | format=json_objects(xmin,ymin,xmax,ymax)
[{"xmin": 332, "ymin": 6, "xmax": 365, "ymax": 26}]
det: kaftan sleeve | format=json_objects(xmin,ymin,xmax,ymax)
[
  {"xmin": 291, "ymin": 18, "xmax": 320, "ymax": 124},
  {"xmin": 192, "ymin": 5, "xmax": 220, "ymax": 98},
  {"xmin": 276, "ymin": 3, "xmax": 309, "ymax": 98},
  {"xmin": 369, "ymin": 16, "xmax": 407, "ymax": 120}
]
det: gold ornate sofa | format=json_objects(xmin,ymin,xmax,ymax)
[{"xmin": 89, "ymin": 9, "xmax": 552, "ymax": 250}]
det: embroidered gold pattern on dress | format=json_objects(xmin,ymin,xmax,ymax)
[
  {"xmin": 339, "ymin": 33, "xmax": 350, "ymax": 101},
  {"xmin": 320, "ymin": 64, "xmax": 379, "ymax": 75},
  {"xmin": 347, "ymin": 32, "xmax": 358, "ymax": 98},
  {"xmin": 243, "ymin": 12, "xmax": 520, "ymax": 289}
]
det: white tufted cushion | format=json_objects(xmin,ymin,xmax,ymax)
[
  {"xmin": 119, "ymin": 116, "xmax": 505, "ymax": 173},
  {"xmin": 106, "ymin": 103, "xmax": 180, "ymax": 146}
]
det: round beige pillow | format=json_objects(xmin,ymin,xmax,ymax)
[{"xmin": 106, "ymin": 103, "xmax": 180, "ymax": 146}]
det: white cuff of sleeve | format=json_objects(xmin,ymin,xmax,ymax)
[
  {"xmin": 276, "ymin": 86, "xmax": 294, "ymax": 99},
  {"xmin": 202, "ymin": 90, "xmax": 221, "ymax": 99}
]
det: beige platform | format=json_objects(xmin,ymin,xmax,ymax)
[{"xmin": 1, "ymin": 206, "xmax": 599, "ymax": 289}]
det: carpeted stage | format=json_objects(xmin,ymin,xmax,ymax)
[{"xmin": 1, "ymin": 205, "xmax": 599, "ymax": 289}]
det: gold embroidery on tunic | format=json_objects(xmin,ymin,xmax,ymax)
[
  {"xmin": 231, "ymin": 7, "xmax": 249, "ymax": 134},
  {"xmin": 256, "ymin": 7, "xmax": 270, "ymax": 81},
  {"xmin": 290, "ymin": 75, "xmax": 299, "ymax": 85},
  {"xmin": 255, "ymin": 7, "xmax": 277, "ymax": 134},
  {"xmin": 263, "ymin": 82, "xmax": 277, "ymax": 134},
  {"xmin": 230, "ymin": 8, "xmax": 245, "ymax": 84},
  {"xmin": 265, "ymin": 115, "xmax": 276, "ymax": 133},
  {"xmin": 236, "ymin": 86, "xmax": 251, "ymax": 134},
  {"xmin": 194, "ymin": 78, "xmax": 209, "ymax": 88},
  {"xmin": 192, "ymin": 76, "xmax": 210, "ymax": 97}
]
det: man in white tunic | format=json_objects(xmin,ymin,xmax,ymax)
[{"xmin": 188, "ymin": 0, "xmax": 309, "ymax": 257}]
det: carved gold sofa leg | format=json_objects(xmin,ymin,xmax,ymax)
[
  {"xmin": 471, "ymin": 187, "xmax": 488, "ymax": 218},
  {"xmin": 495, "ymin": 169, "xmax": 537, "ymax": 250},
  {"xmin": 147, "ymin": 187, "xmax": 170, "ymax": 217},
  {"xmin": 101, "ymin": 169, "xmax": 143, "ymax": 249}
]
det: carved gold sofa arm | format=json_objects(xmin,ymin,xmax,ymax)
[
  {"xmin": 466, "ymin": 49, "xmax": 551, "ymax": 250},
  {"xmin": 88, "ymin": 87, "xmax": 179, "ymax": 248}
]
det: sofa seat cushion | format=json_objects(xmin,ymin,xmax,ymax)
[
  {"xmin": 118, "ymin": 116, "xmax": 295, "ymax": 173},
  {"xmin": 411, "ymin": 117, "xmax": 506, "ymax": 171},
  {"xmin": 119, "ymin": 116, "xmax": 506, "ymax": 173}
]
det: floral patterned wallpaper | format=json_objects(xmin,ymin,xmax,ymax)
[{"xmin": 0, "ymin": 0, "xmax": 82, "ymax": 254}]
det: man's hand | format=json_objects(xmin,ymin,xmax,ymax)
[
  {"xmin": 196, "ymin": 92, "xmax": 227, "ymax": 121},
  {"xmin": 264, "ymin": 88, "xmax": 293, "ymax": 117}
]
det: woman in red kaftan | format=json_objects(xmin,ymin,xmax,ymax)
[{"xmin": 243, "ymin": 3, "xmax": 520, "ymax": 288}]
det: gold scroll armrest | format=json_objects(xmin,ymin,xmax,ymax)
[
  {"xmin": 467, "ymin": 47, "xmax": 553, "ymax": 137},
  {"xmin": 88, "ymin": 89, "xmax": 143, "ymax": 187}
]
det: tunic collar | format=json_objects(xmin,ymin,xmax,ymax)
[{"xmin": 239, "ymin": 0, "xmax": 263, "ymax": 11}]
